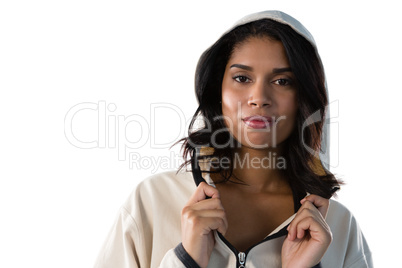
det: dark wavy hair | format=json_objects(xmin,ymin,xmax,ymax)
[{"xmin": 176, "ymin": 19, "xmax": 341, "ymax": 199}]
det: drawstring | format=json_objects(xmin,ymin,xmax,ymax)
[{"xmin": 191, "ymin": 147, "xmax": 207, "ymax": 186}]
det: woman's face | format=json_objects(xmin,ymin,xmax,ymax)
[{"xmin": 221, "ymin": 36, "xmax": 298, "ymax": 149}]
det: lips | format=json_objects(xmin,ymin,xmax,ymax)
[{"xmin": 242, "ymin": 115, "xmax": 273, "ymax": 129}]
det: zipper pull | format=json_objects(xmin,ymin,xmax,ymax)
[{"xmin": 238, "ymin": 252, "xmax": 246, "ymax": 268}]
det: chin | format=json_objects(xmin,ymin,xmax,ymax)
[
  {"xmin": 236, "ymin": 132, "xmax": 288, "ymax": 150},
  {"xmin": 238, "ymin": 137, "xmax": 277, "ymax": 150},
  {"xmin": 241, "ymin": 131, "xmax": 269, "ymax": 146}
]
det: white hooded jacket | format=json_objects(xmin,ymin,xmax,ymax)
[
  {"xmin": 94, "ymin": 11, "xmax": 373, "ymax": 268},
  {"xmin": 94, "ymin": 168, "xmax": 372, "ymax": 268}
]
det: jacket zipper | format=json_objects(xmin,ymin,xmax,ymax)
[
  {"xmin": 238, "ymin": 252, "xmax": 246, "ymax": 268},
  {"xmin": 217, "ymin": 225, "xmax": 290, "ymax": 268}
]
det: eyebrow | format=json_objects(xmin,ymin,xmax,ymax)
[
  {"xmin": 230, "ymin": 64, "xmax": 253, "ymax": 71},
  {"xmin": 273, "ymin": 67, "xmax": 292, "ymax": 73},
  {"xmin": 230, "ymin": 64, "xmax": 292, "ymax": 74}
]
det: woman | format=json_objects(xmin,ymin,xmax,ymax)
[{"xmin": 95, "ymin": 10, "xmax": 372, "ymax": 267}]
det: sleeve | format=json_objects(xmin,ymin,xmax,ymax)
[
  {"xmin": 94, "ymin": 207, "xmax": 191, "ymax": 268},
  {"xmin": 94, "ymin": 179, "xmax": 196, "ymax": 268},
  {"xmin": 324, "ymin": 200, "xmax": 373, "ymax": 268},
  {"xmin": 93, "ymin": 207, "xmax": 142, "ymax": 268},
  {"xmin": 159, "ymin": 245, "xmax": 201, "ymax": 268},
  {"xmin": 94, "ymin": 207, "xmax": 194, "ymax": 268},
  {"xmin": 94, "ymin": 172, "xmax": 198, "ymax": 267},
  {"xmin": 343, "ymin": 216, "xmax": 373, "ymax": 268}
]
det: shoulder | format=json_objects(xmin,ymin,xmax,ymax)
[
  {"xmin": 327, "ymin": 199, "xmax": 354, "ymax": 222},
  {"xmin": 135, "ymin": 169, "xmax": 196, "ymax": 197},
  {"xmin": 122, "ymin": 169, "xmax": 196, "ymax": 217},
  {"xmin": 95, "ymin": 170, "xmax": 194, "ymax": 267},
  {"xmin": 323, "ymin": 199, "xmax": 373, "ymax": 267},
  {"xmin": 326, "ymin": 199, "xmax": 363, "ymax": 240}
]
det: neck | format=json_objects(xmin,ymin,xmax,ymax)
[{"xmin": 230, "ymin": 145, "xmax": 289, "ymax": 193}]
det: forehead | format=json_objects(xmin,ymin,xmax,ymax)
[{"xmin": 228, "ymin": 37, "xmax": 289, "ymax": 66}]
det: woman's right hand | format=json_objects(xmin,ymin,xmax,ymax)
[{"xmin": 181, "ymin": 182, "xmax": 228, "ymax": 268}]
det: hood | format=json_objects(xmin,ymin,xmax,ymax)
[{"xmin": 227, "ymin": 10, "xmax": 317, "ymax": 51}]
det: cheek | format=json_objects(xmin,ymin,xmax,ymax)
[
  {"xmin": 221, "ymin": 91, "xmax": 239, "ymax": 132},
  {"xmin": 284, "ymin": 98, "xmax": 298, "ymax": 117},
  {"xmin": 221, "ymin": 83, "xmax": 245, "ymax": 119},
  {"xmin": 277, "ymin": 94, "xmax": 298, "ymax": 127},
  {"xmin": 221, "ymin": 86, "xmax": 249, "ymax": 138},
  {"xmin": 222, "ymin": 91, "xmax": 238, "ymax": 115}
]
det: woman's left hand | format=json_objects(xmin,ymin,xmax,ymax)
[{"xmin": 281, "ymin": 194, "xmax": 332, "ymax": 268}]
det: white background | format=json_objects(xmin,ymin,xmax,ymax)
[{"xmin": 1, "ymin": 0, "xmax": 400, "ymax": 267}]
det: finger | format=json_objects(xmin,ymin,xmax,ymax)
[
  {"xmin": 301, "ymin": 194, "xmax": 329, "ymax": 218},
  {"xmin": 295, "ymin": 216, "xmax": 331, "ymax": 242},
  {"xmin": 187, "ymin": 182, "xmax": 220, "ymax": 205},
  {"xmin": 287, "ymin": 202, "xmax": 323, "ymax": 240},
  {"xmin": 189, "ymin": 208, "xmax": 226, "ymax": 221},
  {"xmin": 184, "ymin": 210, "xmax": 228, "ymax": 235},
  {"xmin": 288, "ymin": 216, "xmax": 320, "ymax": 241},
  {"xmin": 295, "ymin": 217, "xmax": 316, "ymax": 239},
  {"xmin": 190, "ymin": 198, "xmax": 225, "ymax": 211},
  {"xmin": 200, "ymin": 216, "xmax": 228, "ymax": 235}
]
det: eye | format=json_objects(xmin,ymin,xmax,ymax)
[
  {"xmin": 272, "ymin": 78, "xmax": 292, "ymax": 86},
  {"xmin": 233, "ymin": 75, "xmax": 251, "ymax": 83}
]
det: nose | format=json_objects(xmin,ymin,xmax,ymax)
[{"xmin": 247, "ymin": 81, "xmax": 271, "ymax": 108}]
